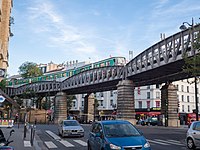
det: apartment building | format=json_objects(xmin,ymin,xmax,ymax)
[
  {"xmin": 71, "ymin": 78, "xmax": 200, "ymax": 124},
  {"xmin": 0, "ymin": 0, "xmax": 13, "ymax": 80}
]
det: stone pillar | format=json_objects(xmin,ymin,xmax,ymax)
[
  {"xmin": 83, "ymin": 94, "xmax": 94, "ymax": 123},
  {"xmin": 117, "ymin": 80, "xmax": 136, "ymax": 125},
  {"xmin": 54, "ymin": 92, "xmax": 67, "ymax": 124},
  {"xmin": 161, "ymin": 83, "xmax": 180, "ymax": 127}
]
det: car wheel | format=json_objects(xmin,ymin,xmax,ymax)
[{"xmin": 187, "ymin": 138, "xmax": 196, "ymax": 149}]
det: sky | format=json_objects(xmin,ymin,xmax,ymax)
[{"xmin": 7, "ymin": 0, "xmax": 200, "ymax": 76}]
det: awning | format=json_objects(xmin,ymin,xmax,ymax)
[{"xmin": 136, "ymin": 111, "xmax": 161, "ymax": 116}]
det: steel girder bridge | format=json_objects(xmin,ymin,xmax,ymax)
[{"xmin": 5, "ymin": 24, "xmax": 200, "ymax": 97}]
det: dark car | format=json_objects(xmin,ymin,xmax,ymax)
[
  {"xmin": 141, "ymin": 117, "xmax": 158, "ymax": 126},
  {"xmin": 87, "ymin": 120, "xmax": 151, "ymax": 150}
]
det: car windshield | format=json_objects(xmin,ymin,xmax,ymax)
[
  {"xmin": 103, "ymin": 123, "xmax": 141, "ymax": 137},
  {"xmin": 63, "ymin": 121, "xmax": 79, "ymax": 126}
]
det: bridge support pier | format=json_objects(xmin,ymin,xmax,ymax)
[
  {"xmin": 161, "ymin": 83, "xmax": 180, "ymax": 127},
  {"xmin": 54, "ymin": 92, "xmax": 67, "ymax": 124},
  {"xmin": 117, "ymin": 80, "xmax": 136, "ymax": 125},
  {"xmin": 83, "ymin": 93, "xmax": 94, "ymax": 123}
]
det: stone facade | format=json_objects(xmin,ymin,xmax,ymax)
[
  {"xmin": 161, "ymin": 83, "xmax": 180, "ymax": 127},
  {"xmin": 54, "ymin": 92, "xmax": 67, "ymax": 124},
  {"xmin": 117, "ymin": 80, "xmax": 136, "ymax": 124},
  {"xmin": 0, "ymin": 0, "xmax": 12, "ymax": 79},
  {"xmin": 83, "ymin": 94, "xmax": 94, "ymax": 122}
]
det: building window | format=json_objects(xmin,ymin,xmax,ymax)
[
  {"xmin": 197, "ymin": 88, "xmax": 199, "ymax": 94},
  {"xmin": 110, "ymin": 100, "xmax": 113, "ymax": 106},
  {"xmin": 147, "ymin": 92, "xmax": 150, "ymax": 99},
  {"xmin": 110, "ymin": 91, "xmax": 113, "ymax": 97},
  {"xmin": 99, "ymin": 100, "xmax": 103, "ymax": 106},
  {"xmin": 177, "ymin": 85, "xmax": 179, "ymax": 91},
  {"xmin": 73, "ymin": 101, "xmax": 76, "ymax": 107},
  {"xmin": 188, "ymin": 105, "xmax": 190, "ymax": 112},
  {"xmin": 147, "ymin": 101, "xmax": 150, "ymax": 108},
  {"xmin": 156, "ymin": 92, "xmax": 160, "ymax": 98},
  {"xmin": 181, "ymin": 85, "xmax": 184, "ymax": 92},
  {"xmin": 182, "ymin": 105, "xmax": 184, "ymax": 112},
  {"xmin": 82, "ymin": 94, "xmax": 85, "ymax": 98},
  {"xmin": 156, "ymin": 84, "xmax": 160, "ymax": 89},
  {"xmin": 182, "ymin": 95, "xmax": 184, "ymax": 102},
  {"xmin": 100, "ymin": 92, "xmax": 104, "ymax": 97},
  {"xmin": 156, "ymin": 101, "xmax": 160, "ymax": 107},
  {"xmin": 138, "ymin": 101, "xmax": 142, "ymax": 109},
  {"xmin": 147, "ymin": 85, "xmax": 150, "ymax": 89},
  {"xmin": 187, "ymin": 86, "xmax": 189, "ymax": 92},
  {"xmin": 81, "ymin": 101, "xmax": 84, "ymax": 107},
  {"xmin": 187, "ymin": 96, "xmax": 190, "ymax": 102}
]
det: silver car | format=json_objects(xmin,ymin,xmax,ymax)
[
  {"xmin": 58, "ymin": 120, "xmax": 84, "ymax": 137},
  {"xmin": 186, "ymin": 121, "xmax": 200, "ymax": 149}
]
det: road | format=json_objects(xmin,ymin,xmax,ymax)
[{"xmin": 33, "ymin": 124, "xmax": 190, "ymax": 150}]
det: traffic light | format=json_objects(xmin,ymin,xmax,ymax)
[{"xmin": 178, "ymin": 101, "xmax": 180, "ymax": 107}]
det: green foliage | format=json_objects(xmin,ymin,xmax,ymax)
[
  {"xmin": 0, "ymin": 79, "xmax": 6, "ymax": 90},
  {"xmin": 183, "ymin": 32, "xmax": 200, "ymax": 82},
  {"xmin": 18, "ymin": 61, "xmax": 43, "ymax": 78},
  {"xmin": 67, "ymin": 95, "xmax": 76, "ymax": 113}
]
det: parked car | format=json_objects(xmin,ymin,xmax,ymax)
[
  {"xmin": 186, "ymin": 121, "xmax": 200, "ymax": 149},
  {"xmin": 87, "ymin": 120, "xmax": 151, "ymax": 150},
  {"xmin": 141, "ymin": 117, "xmax": 158, "ymax": 126},
  {"xmin": 58, "ymin": 120, "xmax": 84, "ymax": 137}
]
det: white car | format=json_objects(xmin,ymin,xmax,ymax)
[
  {"xmin": 58, "ymin": 120, "xmax": 84, "ymax": 137},
  {"xmin": 186, "ymin": 121, "xmax": 200, "ymax": 149}
]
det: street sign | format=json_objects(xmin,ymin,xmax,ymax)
[{"xmin": 0, "ymin": 95, "xmax": 6, "ymax": 103}]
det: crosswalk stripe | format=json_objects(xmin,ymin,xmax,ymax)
[
  {"xmin": 44, "ymin": 141, "xmax": 58, "ymax": 149},
  {"xmin": 24, "ymin": 141, "xmax": 31, "ymax": 147},
  {"xmin": 155, "ymin": 139, "xmax": 183, "ymax": 146},
  {"xmin": 46, "ymin": 130, "xmax": 61, "ymax": 141},
  {"xmin": 73, "ymin": 140, "xmax": 87, "ymax": 146},
  {"xmin": 147, "ymin": 139, "xmax": 169, "ymax": 145},
  {"xmin": 168, "ymin": 139, "xmax": 182, "ymax": 143},
  {"xmin": 60, "ymin": 140, "xmax": 74, "ymax": 147}
]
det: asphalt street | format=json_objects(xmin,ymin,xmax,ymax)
[{"xmin": 0, "ymin": 124, "xmax": 196, "ymax": 150}]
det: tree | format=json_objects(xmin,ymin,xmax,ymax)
[
  {"xmin": 18, "ymin": 61, "xmax": 43, "ymax": 78},
  {"xmin": 182, "ymin": 32, "xmax": 200, "ymax": 82},
  {"xmin": 183, "ymin": 31, "xmax": 200, "ymax": 121},
  {"xmin": 66, "ymin": 95, "xmax": 76, "ymax": 114},
  {"xmin": 0, "ymin": 79, "xmax": 6, "ymax": 90}
]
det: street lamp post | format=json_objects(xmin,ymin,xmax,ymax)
[{"xmin": 180, "ymin": 18, "xmax": 199, "ymax": 121}]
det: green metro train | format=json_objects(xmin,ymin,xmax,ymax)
[{"xmin": 7, "ymin": 57, "xmax": 126, "ymax": 87}]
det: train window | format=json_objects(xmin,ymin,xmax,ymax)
[
  {"xmin": 100, "ymin": 63, "xmax": 105, "ymax": 67},
  {"xmin": 106, "ymin": 61, "xmax": 110, "ymax": 66}
]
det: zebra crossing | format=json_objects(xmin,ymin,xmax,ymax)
[
  {"xmin": 148, "ymin": 139, "xmax": 184, "ymax": 146},
  {"xmin": 40, "ymin": 130, "xmax": 185, "ymax": 149},
  {"xmin": 45, "ymin": 130, "xmax": 87, "ymax": 149}
]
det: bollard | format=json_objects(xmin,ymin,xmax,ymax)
[
  {"xmin": 30, "ymin": 125, "xmax": 33, "ymax": 146},
  {"xmin": 24, "ymin": 123, "xmax": 27, "ymax": 139}
]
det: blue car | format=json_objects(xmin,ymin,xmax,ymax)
[{"xmin": 87, "ymin": 120, "xmax": 151, "ymax": 150}]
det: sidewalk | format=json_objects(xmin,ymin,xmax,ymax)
[{"xmin": 1, "ymin": 123, "xmax": 47, "ymax": 150}]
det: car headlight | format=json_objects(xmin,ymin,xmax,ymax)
[
  {"xmin": 144, "ymin": 141, "xmax": 150, "ymax": 148},
  {"xmin": 110, "ymin": 143, "xmax": 121, "ymax": 150}
]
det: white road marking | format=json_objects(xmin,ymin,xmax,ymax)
[
  {"xmin": 44, "ymin": 141, "xmax": 57, "ymax": 149},
  {"xmin": 148, "ymin": 139, "xmax": 169, "ymax": 145},
  {"xmin": 45, "ymin": 130, "xmax": 61, "ymax": 141},
  {"xmin": 24, "ymin": 141, "xmax": 31, "ymax": 147},
  {"xmin": 168, "ymin": 139, "xmax": 182, "ymax": 143},
  {"xmin": 73, "ymin": 140, "xmax": 87, "ymax": 146},
  {"xmin": 155, "ymin": 139, "xmax": 183, "ymax": 146},
  {"xmin": 60, "ymin": 140, "xmax": 74, "ymax": 147}
]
